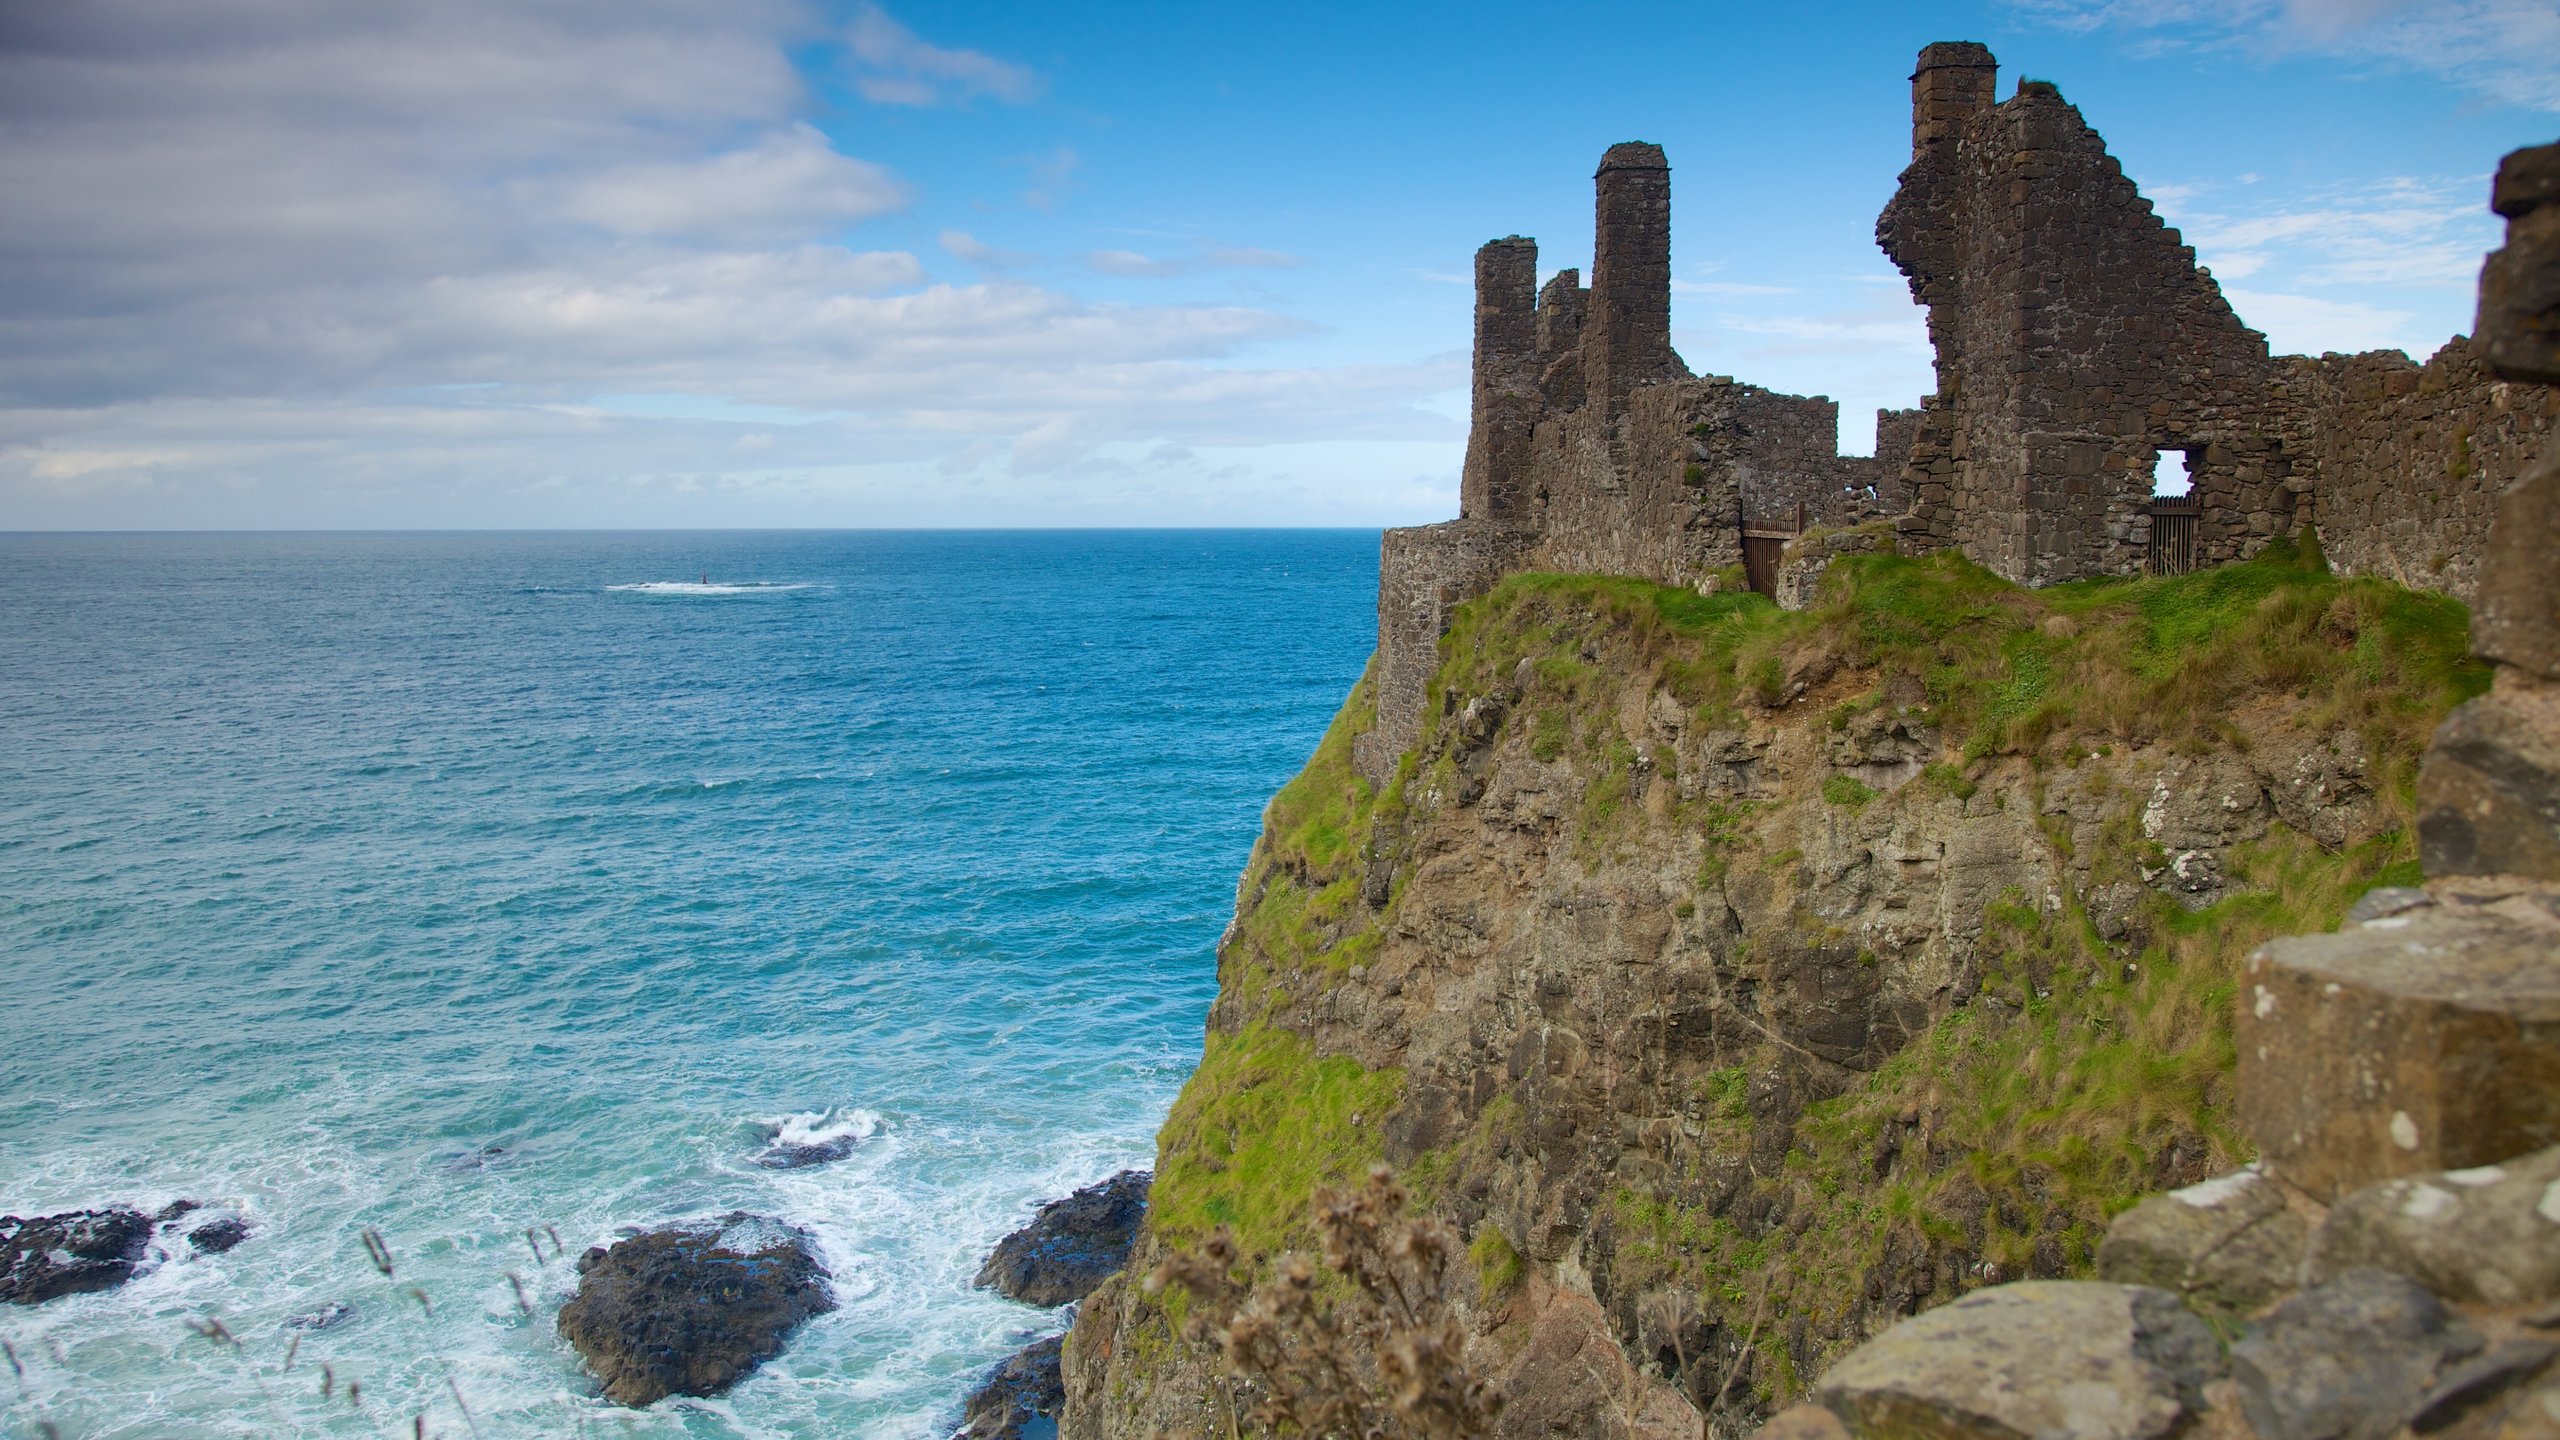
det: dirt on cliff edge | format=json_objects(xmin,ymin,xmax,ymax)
[{"xmin": 1062, "ymin": 541, "xmax": 2481, "ymax": 1438}]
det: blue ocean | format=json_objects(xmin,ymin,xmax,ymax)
[{"xmin": 0, "ymin": 530, "xmax": 1378, "ymax": 1438}]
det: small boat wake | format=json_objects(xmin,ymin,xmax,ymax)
[{"xmin": 606, "ymin": 580, "xmax": 815, "ymax": 597}]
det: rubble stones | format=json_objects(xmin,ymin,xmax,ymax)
[
  {"xmin": 2097, "ymin": 1164, "xmax": 2310, "ymax": 1316},
  {"xmin": 2237, "ymin": 903, "xmax": 2560, "ymax": 1200},
  {"xmin": 2229, "ymin": 1269, "xmax": 2483, "ymax": 1440},
  {"xmin": 2308, "ymin": 1144, "xmax": 2560, "ymax": 1306},
  {"xmin": 1813, "ymin": 1281, "xmax": 2222, "ymax": 1440}
]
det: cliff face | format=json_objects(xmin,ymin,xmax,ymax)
[{"xmin": 1062, "ymin": 540, "xmax": 2481, "ymax": 1436}]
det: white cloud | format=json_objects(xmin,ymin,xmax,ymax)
[
  {"xmin": 1090, "ymin": 250, "xmax": 1189, "ymax": 278},
  {"xmin": 2006, "ymin": 0, "xmax": 2560, "ymax": 110},
  {"xmin": 2222, "ymin": 287, "xmax": 2419, "ymax": 353},
  {"xmin": 0, "ymin": 1, "xmax": 1452, "ymax": 525},
  {"xmin": 557, "ymin": 124, "xmax": 909, "ymax": 243},
  {"xmin": 843, "ymin": 3, "xmax": 1041, "ymax": 107}
]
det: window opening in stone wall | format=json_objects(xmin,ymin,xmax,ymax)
[
  {"xmin": 2147, "ymin": 446, "xmax": 2200, "ymax": 575},
  {"xmin": 2152, "ymin": 448, "xmax": 2192, "ymax": 497}
]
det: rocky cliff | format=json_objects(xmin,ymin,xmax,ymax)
[{"xmin": 1060, "ymin": 536, "xmax": 2484, "ymax": 1436}]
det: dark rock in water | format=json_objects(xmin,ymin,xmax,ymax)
[
  {"xmin": 757, "ymin": 1137, "xmax": 861, "ymax": 1171},
  {"xmin": 189, "ymin": 1218, "xmax": 251, "ymax": 1255},
  {"xmin": 155, "ymin": 1199, "xmax": 202, "ymax": 1224},
  {"xmin": 556, "ymin": 1213, "xmax": 835, "ymax": 1407},
  {"xmin": 285, "ymin": 1301, "xmax": 355, "ymax": 1332},
  {"xmin": 954, "ymin": 1335, "xmax": 1063, "ymax": 1440},
  {"xmin": 439, "ymin": 1144, "xmax": 510, "ymax": 1173},
  {"xmin": 976, "ymin": 1171, "xmax": 1150, "ymax": 1309},
  {"xmin": 1, "ymin": 1208, "xmax": 154, "ymax": 1304}
]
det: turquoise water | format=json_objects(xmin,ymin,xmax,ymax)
[{"xmin": 0, "ymin": 531, "xmax": 1377, "ymax": 1438}]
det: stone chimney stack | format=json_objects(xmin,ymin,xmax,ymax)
[
  {"xmin": 1910, "ymin": 41, "xmax": 1997, "ymax": 158},
  {"xmin": 1462, "ymin": 236, "xmax": 1541, "ymax": 521},
  {"xmin": 1587, "ymin": 142, "xmax": 1674, "ymax": 421}
]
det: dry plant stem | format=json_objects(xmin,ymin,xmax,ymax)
[{"xmin": 1148, "ymin": 1165, "xmax": 1503, "ymax": 1440}]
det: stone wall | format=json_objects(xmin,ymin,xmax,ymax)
[
  {"xmin": 2287, "ymin": 338, "xmax": 2557, "ymax": 603},
  {"xmin": 1353, "ymin": 520, "xmax": 1533, "ymax": 785},
  {"xmin": 1878, "ymin": 43, "xmax": 2551, "ymax": 596}
]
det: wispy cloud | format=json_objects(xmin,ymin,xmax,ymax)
[
  {"xmin": 1021, "ymin": 146, "xmax": 1080, "ymax": 212},
  {"xmin": 2005, "ymin": 0, "xmax": 2560, "ymax": 110},
  {"xmin": 1087, "ymin": 245, "xmax": 1304, "ymax": 278},
  {"xmin": 842, "ymin": 2, "xmax": 1041, "ymax": 108},
  {"xmin": 939, "ymin": 229, "xmax": 1036, "ymax": 269}
]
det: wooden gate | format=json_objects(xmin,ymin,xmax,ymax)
[
  {"xmin": 2147, "ymin": 496, "xmax": 2200, "ymax": 575},
  {"xmin": 1741, "ymin": 503, "xmax": 1806, "ymax": 598}
]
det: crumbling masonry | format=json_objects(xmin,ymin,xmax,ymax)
[
  {"xmin": 1880, "ymin": 42, "xmax": 2555, "ymax": 594},
  {"xmin": 1358, "ymin": 44, "xmax": 2558, "ymax": 788},
  {"xmin": 1356, "ymin": 146, "xmax": 1889, "ymax": 783}
]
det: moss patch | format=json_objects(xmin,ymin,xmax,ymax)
[{"xmin": 1149, "ymin": 1021, "xmax": 1405, "ymax": 1261}]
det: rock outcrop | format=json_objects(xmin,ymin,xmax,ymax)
[
  {"xmin": 556, "ymin": 1213, "xmax": 834, "ymax": 1407},
  {"xmin": 955, "ymin": 1335, "xmax": 1064, "ymax": 1440},
  {"xmin": 976, "ymin": 1171, "xmax": 1149, "ymax": 1309},
  {"xmin": 0, "ymin": 1208, "xmax": 153, "ymax": 1304}
]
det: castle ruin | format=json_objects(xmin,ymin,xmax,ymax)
[{"xmin": 1356, "ymin": 42, "xmax": 2558, "ymax": 787}]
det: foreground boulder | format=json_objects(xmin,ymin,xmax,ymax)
[
  {"xmin": 2229, "ymin": 1268, "xmax": 2484, "ymax": 1440},
  {"xmin": 954, "ymin": 1334, "xmax": 1063, "ymax": 1439},
  {"xmin": 1814, "ymin": 1282, "xmax": 2223, "ymax": 1440},
  {"xmin": 1, "ymin": 1208, "xmax": 154, "ymax": 1304},
  {"xmin": 2098, "ymin": 1163, "xmax": 2311, "ymax": 1318},
  {"xmin": 2309, "ymin": 1143, "xmax": 2560, "ymax": 1306},
  {"xmin": 556, "ymin": 1213, "xmax": 834, "ymax": 1406},
  {"xmin": 976, "ymin": 1171, "xmax": 1149, "ymax": 1309}
]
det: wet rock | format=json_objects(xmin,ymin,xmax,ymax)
[
  {"xmin": 0, "ymin": 1208, "xmax": 154, "ymax": 1304},
  {"xmin": 754, "ymin": 1113, "xmax": 873, "ymax": 1171},
  {"xmin": 284, "ymin": 1301, "xmax": 355, "ymax": 1332},
  {"xmin": 154, "ymin": 1199, "xmax": 202, "ymax": 1224},
  {"xmin": 1815, "ymin": 1281, "xmax": 2222, "ymax": 1439},
  {"xmin": 2098, "ymin": 1163, "xmax": 2310, "ymax": 1317},
  {"xmin": 438, "ymin": 1144, "xmax": 511, "ymax": 1174},
  {"xmin": 757, "ymin": 1137, "xmax": 860, "ymax": 1170},
  {"xmin": 954, "ymin": 1334, "xmax": 1063, "ymax": 1440},
  {"xmin": 188, "ymin": 1218, "xmax": 252, "ymax": 1255},
  {"xmin": 2237, "ymin": 903, "xmax": 2560, "ymax": 1200},
  {"xmin": 2230, "ymin": 1269, "xmax": 2482, "ymax": 1440},
  {"xmin": 556, "ymin": 1213, "xmax": 835, "ymax": 1407},
  {"xmin": 976, "ymin": 1172, "xmax": 1150, "ymax": 1309},
  {"xmin": 2308, "ymin": 1144, "xmax": 2560, "ymax": 1306}
]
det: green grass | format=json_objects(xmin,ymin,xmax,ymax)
[
  {"xmin": 1149, "ymin": 1021, "xmax": 1405, "ymax": 1260},
  {"xmin": 1136, "ymin": 533, "xmax": 2484, "ymax": 1402}
]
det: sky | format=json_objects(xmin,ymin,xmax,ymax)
[{"xmin": 2, "ymin": 0, "xmax": 2555, "ymax": 530}]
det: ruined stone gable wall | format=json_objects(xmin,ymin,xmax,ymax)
[
  {"xmin": 1883, "ymin": 62, "xmax": 2290, "ymax": 585},
  {"xmin": 2287, "ymin": 337, "xmax": 2558, "ymax": 605}
]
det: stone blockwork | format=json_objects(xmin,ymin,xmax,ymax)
[
  {"xmin": 1361, "ymin": 147, "xmax": 1878, "ymax": 784},
  {"xmin": 1879, "ymin": 44, "xmax": 2553, "ymax": 597}
]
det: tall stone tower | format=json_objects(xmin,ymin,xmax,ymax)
[
  {"xmin": 1460, "ymin": 236, "xmax": 1541, "ymax": 522},
  {"xmin": 1586, "ymin": 143, "xmax": 1676, "ymax": 420}
]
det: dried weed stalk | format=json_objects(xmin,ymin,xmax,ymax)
[{"xmin": 1145, "ymin": 1165, "xmax": 1501, "ymax": 1440}]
